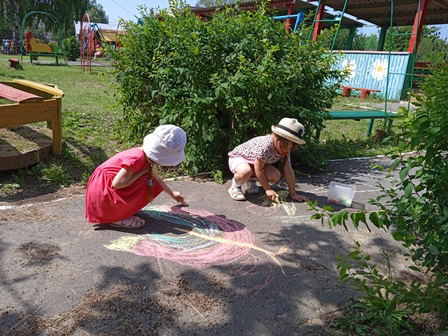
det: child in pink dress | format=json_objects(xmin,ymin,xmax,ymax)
[
  {"xmin": 228, "ymin": 118, "xmax": 309, "ymax": 203},
  {"xmin": 86, "ymin": 125, "xmax": 187, "ymax": 229}
]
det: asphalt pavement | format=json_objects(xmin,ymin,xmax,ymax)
[{"xmin": 0, "ymin": 156, "xmax": 411, "ymax": 335}]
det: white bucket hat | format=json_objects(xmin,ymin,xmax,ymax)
[
  {"xmin": 271, "ymin": 118, "xmax": 306, "ymax": 145},
  {"xmin": 143, "ymin": 125, "xmax": 187, "ymax": 166}
]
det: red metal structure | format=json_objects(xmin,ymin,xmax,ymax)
[
  {"xmin": 115, "ymin": 19, "xmax": 127, "ymax": 49},
  {"xmin": 80, "ymin": 13, "xmax": 92, "ymax": 72},
  {"xmin": 308, "ymin": 0, "xmax": 447, "ymax": 55},
  {"xmin": 408, "ymin": 0, "xmax": 430, "ymax": 52},
  {"xmin": 190, "ymin": 0, "xmax": 362, "ymax": 32}
]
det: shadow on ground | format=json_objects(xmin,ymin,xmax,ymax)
[{"xmin": 0, "ymin": 220, "xmax": 353, "ymax": 335}]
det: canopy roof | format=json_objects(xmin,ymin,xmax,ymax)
[
  {"xmin": 318, "ymin": 0, "xmax": 448, "ymax": 27},
  {"xmin": 101, "ymin": 29, "xmax": 125, "ymax": 43},
  {"xmin": 190, "ymin": 0, "xmax": 363, "ymax": 27}
]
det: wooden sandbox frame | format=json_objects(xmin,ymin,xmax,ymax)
[{"xmin": 0, "ymin": 79, "xmax": 64, "ymax": 157}]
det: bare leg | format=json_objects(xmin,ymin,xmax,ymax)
[
  {"xmin": 264, "ymin": 164, "xmax": 281, "ymax": 183},
  {"xmin": 229, "ymin": 163, "xmax": 253, "ymax": 201},
  {"xmin": 233, "ymin": 162, "xmax": 253, "ymax": 185}
]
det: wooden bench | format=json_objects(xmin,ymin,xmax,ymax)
[
  {"xmin": 341, "ymin": 86, "xmax": 381, "ymax": 99},
  {"xmin": 8, "ymin": 58, "xmax": 20, "ymax": 68},
  {"xmin": 28, "ymin": 52, "xmax": 63, "ymax": 65},
  {"xmin": 413, "ymin": 62, "xmax": 431, "ymax": 87},
  {"xmin": 0, "ymin": 80, "xmax": 64, "ymax": 156},
  {"xmin": 316, "ymin": 110, "xmax": 399, "ymax": 139}
]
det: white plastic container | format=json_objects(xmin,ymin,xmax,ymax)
[{"xmin": 327, "ymin": 181, "xmax": 356, "ymax": 207}]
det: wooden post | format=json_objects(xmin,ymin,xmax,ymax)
[
  {"xmin": 408, "ymin": 0, "xmax": 429, "ymax": 53},
  {"xmin": 52, "ymin": 96, "xmax": 62, "ymax": 156},
  {"xmin": 312, "ymin": 0, "xmax": 326, "ymax": 41}
]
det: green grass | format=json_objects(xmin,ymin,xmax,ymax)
[
  {"xmin": 0, "ymin": 53, "xmax": 110, "ymax": 63},
  {"xmin": 0, "ymin": 61, "xmax": 127, "ymax": 195},
  {"xmin": 313, "ymin": 95, "xmax": 404, "ymax": 163},
  {"xmin": 0, "ymin": 61, "xmax": 405, "ymax": 196}
]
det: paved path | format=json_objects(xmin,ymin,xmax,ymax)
[
  {"xmin": 0, "ymin": 157, "xmax": 408, "ymax": 335},
  {"xmin": 1, "ymin": 58, "xmax": 111, "ymax": 67},
  {"xmin": 343, "ymin": 100, "xmax": 417, "ymax": 112}
]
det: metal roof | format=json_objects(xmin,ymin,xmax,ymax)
[
  {"xmin": 190, "ymin": 0, "xmax": 363, "ymax": 27},
  {"xmin": 317, "ymin": 0, "xmax": 448, "ymax": 27}
]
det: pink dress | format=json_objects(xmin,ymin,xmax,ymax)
[{"xmin": 85, "ymin": 148, "xmax": 163, "ymax": 224}]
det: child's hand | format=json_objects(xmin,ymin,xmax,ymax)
[
  {"xmin": 172, "ymin": 191, "xmax": 188, "ymax": 206},
  {"xmin": 290, "ymin": 194, "xmax": 309, "ymax": 202},
  {"xmin": 266, "ymin": 190, "xmax": 280, "ymax": 203}
]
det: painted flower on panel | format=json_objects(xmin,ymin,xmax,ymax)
[
  {"xmin": 341, "ymin": 59, "xmax": 357, "ymax": 78},
  {"xmin": 371, "ymin": 58, "xmax": 389, "ymax": 81}
]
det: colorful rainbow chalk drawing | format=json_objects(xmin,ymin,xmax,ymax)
[
  {"xmin": 105, "ymin": 205, "xmax": 286, "ymax": 291},
  {"xmin": 246, "ymin": 191, "xmax": 297, "ymax": 217}
]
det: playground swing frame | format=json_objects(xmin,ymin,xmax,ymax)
[
  {"xmin": 80, "ymin": 13, "xmax": 105, "ymax": 72},
  {"xmin": 20, "ymin": 11, "xmax": 64, "ymax": 65}
]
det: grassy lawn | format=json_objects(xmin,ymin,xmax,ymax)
[
  {"xmin": 0, "ymin": 53, "xmax": 110, "ymax": 63},
  {"xmin": 0, "ymin": 62, "xmax": 125, "ymax": 197},
  {"xmin": 0, "ymin": 62, "xmax": 404, "ymax": 198}
]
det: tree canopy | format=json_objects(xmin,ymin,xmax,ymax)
[
  {"xmin": 0, "ymin": 0, "xmax": 108, "ymax": 40},
  {"xmin": 87, "ymin": 0, "xmax": 109, "ymax": 24}
]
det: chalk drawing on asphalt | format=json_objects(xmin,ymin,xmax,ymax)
[
  {"xmin": 105, "ymin": 205, "xmax": 285, "ymax": 290},
  {"xmin": 246, "ymin": 191, "xmax": 297, "ymax": 217}
]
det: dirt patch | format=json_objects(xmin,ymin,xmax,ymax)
[
  {"xmin": 160, "ymin": 274, "xmax": 223, "ymax": 314},
  {"xmin": 0, "ymin": 272, "xmax": 239, "ymax": 335},
  {"xmin": 0, "ymin": 184, "xmax": 85, "ymax": 209},
  {"xmin": 18, "ymin": 242, "xmax": 61, "ymax": 266},
  {"xmin": 0, "ymin": 205, "xmax": 63, "ymax": 223},
  {"xmin": 0, "ymin": 285, "xmax": 176, "ymax": 336}
]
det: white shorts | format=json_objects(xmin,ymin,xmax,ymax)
[{"xmin": 228, "ymin": 157, "xmax": 254, "ymax": 174}]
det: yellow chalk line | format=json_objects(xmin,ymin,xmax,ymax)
[{"xmin": 172, "ymin": 226, "xmax": 286, "ymax": 275}]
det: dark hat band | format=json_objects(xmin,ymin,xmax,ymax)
[{"xmin": 276, "ymin": 124, "xmax": 303, "ymax": 139}]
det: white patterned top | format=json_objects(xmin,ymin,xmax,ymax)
[{"xmin": 228, "ymin": 135, "xmax": 290, "ymax": 164}]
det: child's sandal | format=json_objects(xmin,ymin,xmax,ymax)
[
  {"xmin": 110, "ymin": 216, "xmax": 146, "ymax": 230},
  {"xmin": 228, "ymin": 187, "xmax": 246, "ymax": 201}
]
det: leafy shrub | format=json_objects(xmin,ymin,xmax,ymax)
[
  {"xmin": 112, "ymin": 4, "xmax": 344, "ymax": 174},
  {"xmin": 309, "ymin": 64, "xmax": 448, "ymax": 334},
  {"xmin": 62, "ymin": 36, "xmax": 80, "ymax": 61}
]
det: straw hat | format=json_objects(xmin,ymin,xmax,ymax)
[
  {"xmin": 143, "ymin": 125, "xmax": 187, "ymax": 166},
  {"xmin": 271, "ymin": 118, "xmax": 306, "ymax": 145}
]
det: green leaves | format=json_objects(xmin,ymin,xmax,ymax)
[
  {"xmin": 62, "ymin": 37, "xmax": 80, "ymax": 61},
  {"xmin": 112, "ymin": 5, "xmax": 343, "ymax": 174},
  {"xmin": 399, "ymin": 166, "xmax": 411, "ymax": 181},
  {"xmin": 307, "ymin": 64, "xmax": 448, "ymax": 333}
]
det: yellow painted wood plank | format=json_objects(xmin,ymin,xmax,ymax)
[
  {"xmin": 12, "ymin": 79, "xmax": 64, "ymax": 97},
  {"xmin": 0, "ymin": 99, "xmax": 59, "ymax": 128}
]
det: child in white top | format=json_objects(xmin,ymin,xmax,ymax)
[{"xmin": 228, "ymin": 118, "xmax": 309, "ymax": 203}]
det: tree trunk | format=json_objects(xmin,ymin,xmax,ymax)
[{"xmin": 12, "ymin": 0, "xmax": 20, "ymax": 43}]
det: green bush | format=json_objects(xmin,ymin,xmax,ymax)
[
  {"xmin": 309, "ymin": 64, "xmax": 448, "ymax": 334},
  {"xmin": 112, "ymin": 4, "xmax": 344, "ymax": 174},
  {"xmin": 62, "ymin": 36, "xmax": 80, "ymax": 61}
]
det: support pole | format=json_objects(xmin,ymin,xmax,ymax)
[
  {"xmin": 377, "ymin": 26, "xmax": 387, "ymax": 51},
  {"xmin": 345, "ymin": 25, "xmax": 356, "ymax": 50},
  {"xmin": 312, "ymin": 0, "xmax": 326, "ymax": 41},
  {"xmin": 285, "ymin": 4, "xmax": 295, "ymax": 31},
  {"xmin": 408, "ymin": 0, "xmax": 429, "ymax": 53}
]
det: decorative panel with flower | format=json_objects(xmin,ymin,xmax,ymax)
[{"xmin": 331, "ymin": 51, "xmax": 412, "ymax": 100}]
